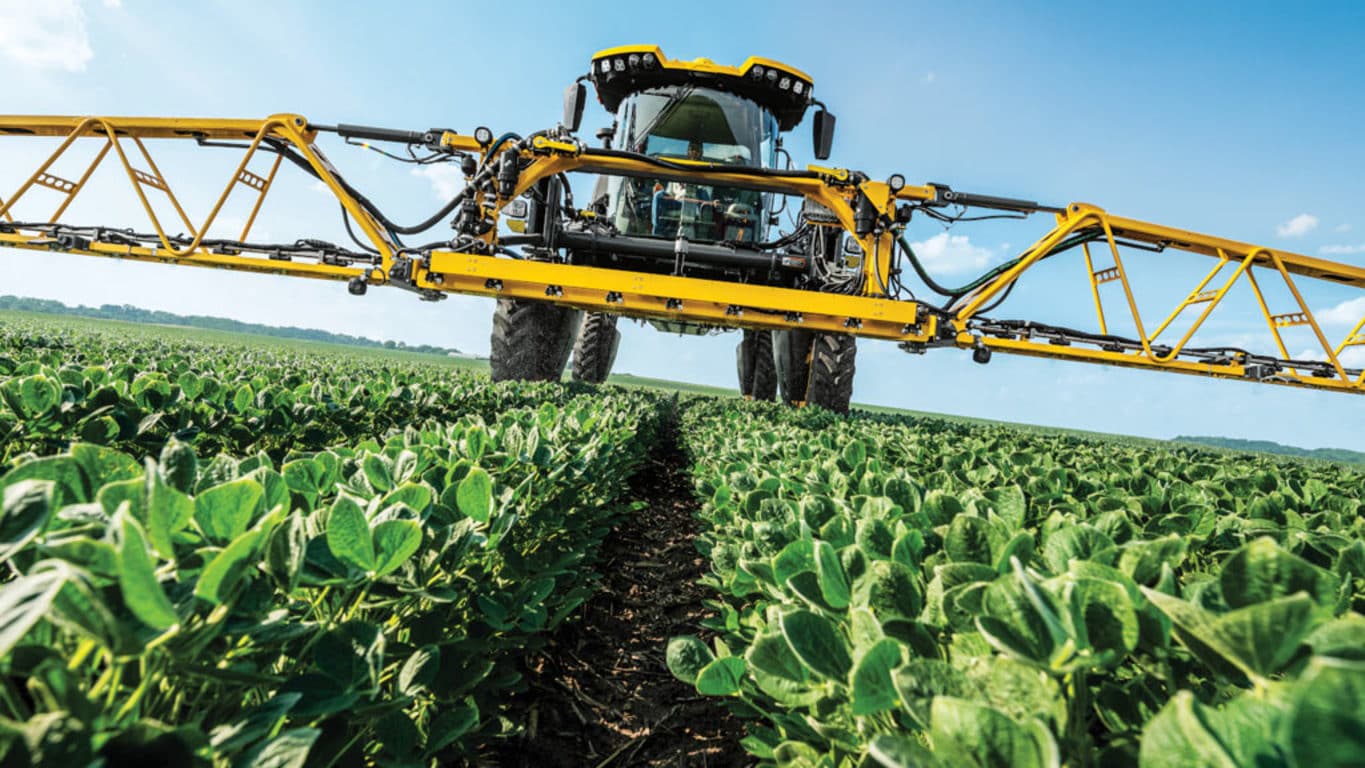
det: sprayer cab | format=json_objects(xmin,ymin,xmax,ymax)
[{"xmin": 571, "ymin": 46, "xmax": 835, "ymax": 245}]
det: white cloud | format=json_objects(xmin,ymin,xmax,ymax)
[
  {"xmin": 410, "ymin": 164, "xmax": 462, "ymax": 201},
  {"xmin": 1320, "ymin": 243, "xmax": 1365, "ymax": 256},
  {"xmin": 909, "ymin": 232, "xmax": 998, "ymax": 275},
  {"xmin": 1336, "ymin": 223, "xmax": 1352, "ymax": 233},
  {"xmin": 1275, "ymin": 213, "xmax": 1318, "ymax": 238},
  {"xmin": 0, "ymin": 0, "xmax": 93, "ymax": 73},
  {"xmin": 101, "ymin": 0, "xmax": 120, "ymax": 7},
  {"xmin": 1318, "ymin": 296, "xmax": 1365, "ymax": 326},
  {"xmin": 923, "ymin": 72, "xmax": 936, "ymax": 84}
]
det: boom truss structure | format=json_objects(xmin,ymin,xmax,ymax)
[{"xmin": 0, "ymin": 113, "xmax": 1361, "ymax": 394}]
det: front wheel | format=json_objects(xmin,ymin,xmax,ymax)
[
  {"xmin": 773, "ymin": 329, "xmax": 857, "ymax": 414},
  {"xmin": 805, "ymin": 333, "xmax": 857, "ymax": 414},
  {"xmin": 571, "ymin": 312, "xmax": 621, "ymax": 384},
  {"xmin": 489, "ymin": 299, "xmax": 581, "ymax": 382},
  {"xmin": 736, "ymin": 330, "xmax": 776, "ymax": 400}
]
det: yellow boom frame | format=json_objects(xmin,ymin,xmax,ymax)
[{"xmin": 0, "ymin": 113, "xmax": 1361, "ymax": 394}]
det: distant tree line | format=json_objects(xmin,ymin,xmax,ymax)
[
  {"xmin": 0, "ymin": 295, "xmax": 467, "ymax": 357},
  {"xmin": 1175, "ymin": 435, "xmax": 1365, "ymax": 466}
]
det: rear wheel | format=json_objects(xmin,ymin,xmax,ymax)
[
  {"xmin": 571, "ymin": 312, "xmax": 621, "ymax": 384},
  {"xmin": 805, "ymin": 333, "xmax": 857, "ymax": 414},
  {"xmin": 773, "ymin": 329, "xmax": 857, "ymax": 413},
  {"xmin": 736, "ymin": 330, "xmax": 776, "ymax": 400},
  {"xmin": 774, "ymin": 328, "xmax": 813, "ymax": 405},
  {"xmin": 489, "ymin": 299, "xmax": 581, "ymax": 382}
]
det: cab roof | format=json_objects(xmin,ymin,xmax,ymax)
[{"xmin": 587, "ymin": 45, "xmax": 815, "ymax": 132}]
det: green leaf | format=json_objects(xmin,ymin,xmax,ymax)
[
  {"xmin": 1137, "ymin": 691, "xmax": 1240, "ymax": 768},
  {"xmin": 20, "ymin": 374, "xmax": 60, "ymax": 417},
  {"xmin": 0, "ymin": 563, "xmax": 68, "ymax": 658},
  {"xmin": 851, "ymin": 638, "xmax": 902, "ymax": 715},
  {"xmin": 326, "ymin": 496, "xmax": 375, "ymax": 572},
  {"xmin": 1285, "ymin": 657, "xmax": 1365, "ymax": 768},
  {"xmin": 666, "ymin": 635, "xmax": 714, "ymax": 685},
  {"xmin": 195, "ymin": 529, "xmax": 265, "ymax": 605},
  {"xmin": 233, "ymin": 727, "xmax": 319, "ymax": 768},
  {"xmin": 265, "ymin": 514, "xmax": 307, "ymax": 592},
  {"xmin": 696, "ymin": 656, "xmax": 745, "ymax": 696},
  {"xmin": 159, "ymin": 440, "xmax": 198, "ymax": 494},
  {"xmin": 853, "ymin": 559, "xmax": 923, "ymax": 620},
  {"xmin": 313, "ymin": 621, "xmax": 384, "ymax": 692},
  {"xmin": 117, "ymin": 509, "xmax": 179, "ymax": 630},
  {"xmin": 194, "ymin": 478, "xmax": 264, "ymax": 544},
  {"xmin": 177, "ymin": 371, "xmax": 203, "ymax": 400},
  {"xmin": 945, "ymin": 515, "xmax": 993, "ymax": 564},
  {"xmin": 361, "ymin": 455, "xmax": 392, "ymax": 493},
  {"xmin": 1067, "ymin": 577, "xmax": 1139, "ymax": 668},
  {"xmin": 1219, "ymin": 537, "xmax": 1338, "ymax": 609},
  {"xmin": 814, "ymin": 539, "xmax": 850, "ymax": 609},
  {"xmin": 146, "ymin": 472, "xmax": 194, "ymax": 560},
  {"xmin": 463, "ymin": 426, "xmax": 488, "ymax": 462},
  {"xmin": 1, "ymin": 479, "xmax": 53, "ymax": 564},
  {"xmin": 773, "ymin": 538, "xmax": 815, "ymax": 588},
  {"xmin": 930, "ymin": 697, "xmax": 1055, "ymax": 768},
  {"xmin": 372, "ymin": 519, "xmax": 422, "ymax": 576},
  {"xmin": 780, "ymin": 609, "xmax": 852, "ymax": 680},
  {"xmin": 379, "ymin": 483, "xmax": 433, "ymax": 515},
  {"xmin": 210, "ymin": 693, "xmax": 301, "ymax": 754},
  {"xmin": 425, "ymin": 701, "xmax": 478, "ymax": 755},
  {"xmin": 894, "ymin": 658, "xmax": 975, "ymax": 729},
  {"xmin": 868, "ymin": 734, "xmax": 942, "ymax": 768},
  {"xmin": 398, "ymin": 645, "xmax": 440, "ymax": 696},
  {"xmin": 456, "ymin": 467, "xmax": 493, "ymax": 523},
  {"xmin": 841, "ymin": 440, "xmax": 867, "ymax": 469},
  {"xmin": 1142, "ymin": 588, "xmax": 1320, "ymax": 682},
  {"xmin": 746, "ymin": 630, "xmax": 821, "ymax": 707}
]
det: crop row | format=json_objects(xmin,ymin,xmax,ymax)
[
  {"xmin": 0, "ymin": 370, "xmax": 663, "ymax": 766},
  {"xmin": 0, "ymin": 319, "xmax": 586, "ymax": 464},
  {"xmin": 670, "ymin": 399, "xmax": 1365, "ymax": 768}
]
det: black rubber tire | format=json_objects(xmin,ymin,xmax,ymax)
[
  {"xmin": 735, "ymin": 330, "xmax": 777, "ymax": 400},
  {"xmin": 489, "ymin": 299, "xmax": 581, "ymax": 382},
  {"xmin": 774, "ymin": 329, "xmax": 813, "ymax": 405},
  {"xmin": 805, "ymin": 333, "xmax": 857, "ymax": 414},
  {"xmin": 571, "ymin": 312, "xmax": 621, "ymax": 384}
]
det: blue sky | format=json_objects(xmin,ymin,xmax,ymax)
[{"xmin": 1, "ymin": 0, "xmax": 1363, "ymax": 449}]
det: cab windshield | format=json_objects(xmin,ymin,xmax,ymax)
[{"xmin": 605, "ymin": 87, "xmax": 778, "ymax": 243}]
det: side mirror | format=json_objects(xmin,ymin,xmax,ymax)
[
  {"xmin": 563, "ymin": 82, "xmax": 587, "ymax": 133},
  {"xmin": 812, "ymin": 108, "xmax": 836, "ymax": 160}
]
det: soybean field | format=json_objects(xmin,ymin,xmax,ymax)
[{"xmin": 0, "ymin": 314, "xmax": 1362, "ymax": 767}]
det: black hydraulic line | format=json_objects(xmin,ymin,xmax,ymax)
[
  {"xmin": 198, "ymin": 137, "xmax": 478, "ymax": 238},
  {"xmin": 339, "ymin": 204, "xmax": 379, "ymax": 255},
  {"xmin": 558, "ymin": 230, "xmax": 803, "ymax": 272},
  {"xmin": 334, "ymin": 123, "xmax": 428, "ymax": 145},
  {"xmin": 898, "ymin": 230, "xmax": 1104, "ymax": 300}
]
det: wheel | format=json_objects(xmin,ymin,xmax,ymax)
[
  {"xmin": 489, "ymin": 299, "xmax": 582, "ymax": 382},
  {"xmin": 805, "ymin": 333, "xmax": 857, "ymax": 414},
  {"xmin": 735, "ymin": 330, "xmax": 776, "ymax": 400},
  {"xmin": 773, "ymin": 329, "xmax": 813, "ymax": 405},
  {"xmin": 571, "ymin": 312, "xmax": 621, "ymax": 384}
]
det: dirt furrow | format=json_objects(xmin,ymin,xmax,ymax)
[{"xmin": 480, "ymin": 411, "xmax": 747, "ymax": 767}]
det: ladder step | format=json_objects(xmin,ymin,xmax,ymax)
[
  {"xmin": 1093, "ymin": 267, "xmax": 1121, "ymax": 284},
  {"xmin": 1271, "ymin": 312, "xmax": 1310, "ymax": 328},
  {"xmin": 35, "ymin": 172, "xmax": 76, "ymax": 193},
  {"xmin": 236, "ymin": 169, "xmax": 267, "ymax": 191},
  {"xmin": 132, "ymin": 168, "xmax": 167, "ymax": 192}
]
